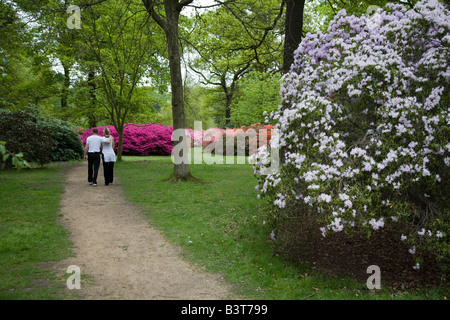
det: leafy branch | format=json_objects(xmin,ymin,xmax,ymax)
[{"xmin": 0, "ymin": 141, "xmax": 30, "ymax": 171}]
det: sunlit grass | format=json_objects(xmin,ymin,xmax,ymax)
[
  {"xmin": 0, "ymin": 167, "xmax": 72, "ymax": 299},
  {"xmin": 117, "ymin": 154, "xmax": 447, "ymax": 300},
  {"xmin": 0, "ymin": 153, "xmax": 446, "ymax": 300}
]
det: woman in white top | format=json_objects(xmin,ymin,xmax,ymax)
[{"xmin": 101, "ymin": 127, "xmax": 116, "ymax": 185}]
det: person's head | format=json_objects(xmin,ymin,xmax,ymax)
[
  {"xmin": 92, "ymin": 128, "xmax": 98, "ymax": 134},
  {"xmin": 103, "ymin": 127, "xmax": 110, "ymax": 136}
]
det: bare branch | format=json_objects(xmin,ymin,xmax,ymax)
[
  {"xmin": 188, "ymin": 64, "xmax": 222, "ymax": 86},
  {"xmin": 326, "ymin": 0, "xmax": 337, "ymax": 15},
  {"xmin": 179, "ymin": 0, "xmax": 194, "ymax": 7},
  {"xmin": 142, "ymin": 0, "xmax": 167, "ymax": 31}
]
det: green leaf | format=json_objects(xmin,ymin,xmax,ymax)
[
  {"xmin": 12, "ymin": 156, "xmax": 19, "ymax": 168},
  {"xmin": 22, "ymin": 160, "xmax": 31, "ymax": 168},
  {"xmin": 3, "ymin": 154, "xmax": 10, "ymax": 162}
]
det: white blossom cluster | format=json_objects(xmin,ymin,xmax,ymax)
[{"xmin": 253, "ymin": 0, "xmax": 449, "ymax": 267}]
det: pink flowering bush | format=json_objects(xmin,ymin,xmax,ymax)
[
  {"xmin": 81, "ymin": 123, "xmax": 174, "ymax": 155},
  {"xmin": 185, "ymin": 128, "xmax": 206, "ymax": 147},
  {"xmin": 201, "ymin": 123, "xmax": 275, "ymax": 156},
  {"xmin": 254, "ymin": 0, "xmax": 449, "ymax": 275}
]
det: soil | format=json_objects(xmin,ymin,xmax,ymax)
[
  {"xmin": 275, "ymin": 215, "xmax": 447, "ymax": 290},
  {"xmin": 54, "ymin": 162, "xmax": 237, "ymax": 300}
]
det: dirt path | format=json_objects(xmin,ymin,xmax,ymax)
[{"xmin": 56, "ymin": 162, "xmax": 236, "ymax": 300}]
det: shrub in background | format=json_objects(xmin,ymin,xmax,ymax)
[
  {"xmin": 80, "ymin": 125, "xmax": 119, "ymax": 149},
  {"xmin": 122, "ymin": 123, "xmax": 173, "ymax": 156},
  {"xmin": 0, "ymin": 109, "xmax": 54, "ymax": 167},
  {"xmin": 185, "ymin": 128, "xmax": 205, "ymax": 147},
  {"xmin": 80, "ymin": 123, "xmax": 174, "ymax": 156},
  {"xmin": 80, "ymin": 123, "xmax": 274, "ymax": 157},
  {"xmin": 201, "ymin": 123, "xmax": 275, "ymax": 156},
  {"xmin": 36, "ymin": 116, "xmax": 84, "ymax": 162}
]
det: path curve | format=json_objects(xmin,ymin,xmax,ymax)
[{"xmin": 56, "ymin": 162, "xmax": 236, "ymax": 300}]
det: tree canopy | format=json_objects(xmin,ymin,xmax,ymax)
[{"xmin": 1, "ymin": 0, "xmax": 431, "ymax": 161}]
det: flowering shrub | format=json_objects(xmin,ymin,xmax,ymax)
[
  {"xmin": 201, "ymin": 123, "xmax": 275, "ymax": 156},
  {"xmin": 185, "ymin": 128, "xmax": 206, "ymax": 147},
  {"xmin": 81, "ymin": 123, "xmax": 174, "ymax": 156},
  {"xmin": 253, "ymin": 0, "xmax": 449, "ymax": 273},
  {"xmin": 201, "ymin": 127, "xmax": 225, "ymax": 150},
  {"xmin": 81, "ymin": 123, "xmax": 274, "ymax": 157}
]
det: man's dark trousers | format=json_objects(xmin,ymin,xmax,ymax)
[{"xmin": 87, "ymin": 152, "xmax": 101, "ymax": 184}]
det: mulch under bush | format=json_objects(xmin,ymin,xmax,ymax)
[{"xmin": 274, "ymin": 216, "xmax": 447, "ymax": 289}]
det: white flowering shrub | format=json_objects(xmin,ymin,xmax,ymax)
[{"xmin": 254, "ymin": 0, "xmax": 449, "ymax": 273}]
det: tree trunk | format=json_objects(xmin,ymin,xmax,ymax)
[
  {"xmin": 222, "ymin": 75, "xmax": 234, "ymax": 126},
  {"xmin": 87, "ymin": 71, "xmax": 97, "ymax": 128},
  {"xmin": 142, "ymin": 0, "xmax": 194, "ymax": 180},
  {"xmin": 115, "ymin": 121, "xmax": 124, "ymax": 162},
  {"xmin": 281, "ymin": 0, "xmax": 305, "ymax": 166},
  {"xmin": 165, "ymin": 1, "xmax": 191, "ymax": 179},
  {"xmin": 61, "ymin": 63, "xmax": 71, "ymax": 109},
  {"xmin": 117, "ymin": 127, "xmax": 123, "ymax": 162},
  {"xmin": 225, "ymin": 93, "xmax": 232, "ymax": 125},
  {"xmin": 283, "ymin": 0, "xmax": 305, "ymax": 74}
]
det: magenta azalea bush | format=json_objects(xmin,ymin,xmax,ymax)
[
  {"xmin": 81, "ymin": 123, "xmax": 174, "ymax": 155},
  {"xmin": 253, "ymin": 0, "xmax": 449, "ymax": 273},
  {"xmin": 199, "ymin": 124, "xmax": 275, "ymax": 156},
  {"xmin": 185, "ymin": 128, "xmax": 206, "ymax": 147}
]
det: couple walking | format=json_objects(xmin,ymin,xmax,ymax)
[{"xmin": 84, "ymin": 127, "xmax": 116, "ymax": 186}]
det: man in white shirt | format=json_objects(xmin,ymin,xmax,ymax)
[{"xmin": 84, "ymin": 128, "xmax": 111, "ymax": 186}]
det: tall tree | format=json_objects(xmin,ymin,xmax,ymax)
[
  {"xmin": 186, "ymin": 0, "xmax": 284, "ymax": 125},
  {"xmin": 283, "ymin": 0, "xmax": 305, "ymax": 74},
  {"xmin": 83, "ymin": 0, "xmax": 161, "ymax": 160},
  {"xmin": 0, "ymin": 0, "xmax": 60, "ymax": 110},
  {"xmin": 8, "ymin": 0, "xmax": 84, "ymax": 119},
  {"xmin": 142, "ymin": 0, "xmax": 194, "ymax": 180}
]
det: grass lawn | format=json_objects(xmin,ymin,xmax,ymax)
[
  {"xmin": 0, "ymin": 152, "xmax": 446, "ymax": 300},
  {"xmin": 0, "ymin": 167, "xmax": 73, "ymax": 299},
  {"xmin": 117, "ymin": 152, "xmax": 448, "ymax": 300}
]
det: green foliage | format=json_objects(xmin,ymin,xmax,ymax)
[
  {"xmin": 0, "ymin": 54, "xmax": 59, "ymax": 110},
  {"xmin": 0, "ymin": 1, "xmax": 61, "ymax": 111},
  {"xmin": 230, "ymin": 72, "xmax": 281, "ymax": 126},
  {"xmin": 67, "ymin": 80, "xmax": 110, "ymax": 128},
  {"xmin": 0, "ymin": 141, "xmax": 30, "ymax": 170},
  {"xmin": 0, "ymin": 109, "xmax": 54, "ymax": 167},
  {"xmin": 187, "ymin": 0, "xmax": 283, "ymax": 74},
  {"xmin": 199, "ymin": 87, "xmax": 229, "ymax": 127},
  {"xmin": 125, "ymin": 86, "xmax": 172, "ymax": 125},
  {"xmin": 0, "ymin": 109, "xmax": 83, "ymax": 167},
  {"xmin": 35, "ymin": 113, "xmax": 84, "ymax": 162},
  {"xmin": 185, "ymin": 0, "xmax": 284, "ymax": 123},
  {"xmin": 183, "ymin": 81, "xmax": 219, "ymax": 129}
]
